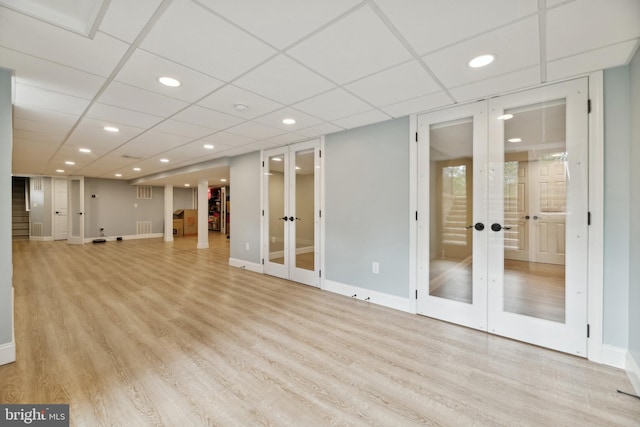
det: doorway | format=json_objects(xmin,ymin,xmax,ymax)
[
  {"xmin": 417, "ymin": 78, "xmax": 589, "ymax": 356},
  {"xmin": 262, "ymin": 139, "xmax": 320, "ymax": 287}
]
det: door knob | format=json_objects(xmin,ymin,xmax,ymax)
[
  {"xmin": 465, "ymin": 222, "xmax": 485, "ymax": 231},
  {"xmin": 533, "ymin": 215, "xmax": 539, "ymax": 220},
  {"xmin": 55, "ymin": 211, "xmax": 60, "ymax": 214},
  {"xmin": 523, "ymin": 215, "xmax": 530, "ymax": 220},
  {"xmin": 280, "ymin": 217, "xmax": 289, "ymax": 221},
  {"xmin": 491, "ymin": 223, "xmax": 512, "ymax": 231},
  {"xmin": 288, "ymin": 216, "xmax": 294, "ymax": 221}
]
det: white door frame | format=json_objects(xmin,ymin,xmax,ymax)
[
  {"xmin": 67, "ymin": 176, "xmax": 84, "ymax": 245},
  {"xmin": 52, "ymin": 177, "xmax": 68, "ymax": 241}
]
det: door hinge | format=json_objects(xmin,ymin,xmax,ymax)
[
  {"xmin": 319, "ymin": 270, "xmax": 322, "ymax": 278},
  {"xmin": 262, "ymin": 259, "xmax": 265, "ymax": 265},
  {"xmin": 319, "ymin": 210, "xmax": 322, "ymax": 218},
  {"xmin": 587, "ymin": 99, "xmax": 591, "ymax": 114},
  {"xmin": 262, "ymin": 160, "xmax": 265, "ymax": 167},
  {"xmin": 588, "ymin": 211, "xmax": 591, "ymax": 226},
  {"xmin": 262, "ymin": 209, "xmax": 264, "ymax": 216},
  {"xmin": 587, "ymin": 324, "xmax": 590, "ymax": 338},
  {"xmin": 415, "ymin": 289, "xmax": 418, "ymax": 299},
  {"xmin": 319, "ymin": 150, "xmax": 322, "ymax": 158},
  {"xmin": 415, "ymin": 211, "xmax": 418, "ymax": 221},
  {"xmin": 415, "ymin": 132, "xmax": 418, "ymax": 142}
]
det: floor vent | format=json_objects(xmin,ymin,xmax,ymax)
[
  {"xmin": 136, "ymin": 221, "xmax": 152, "ymax": 235},
  {"xmin": 31, "ymin": 222, "xmax": 43, "ymax": 237}
]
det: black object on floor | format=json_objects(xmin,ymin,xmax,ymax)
[{"xmin": 92, "ymin": 239, "xmax": 106, "ymax": 243}]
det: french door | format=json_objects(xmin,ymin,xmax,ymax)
[
  {"xmin": 417, "ymin": 78, "xmax": 589, "ymax": 356},
  {"xmin": 262, "ymin": 139, "xmax": 320, "ymax": 287},
  {"xmin": 67, "ymin": 176, "xmax": 84, "ymax": 245}
]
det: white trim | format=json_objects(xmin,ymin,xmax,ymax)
[
  {"xmin": 601, "ymin": 344, "xmax": 627, "ymax": 369},
  {"xmin": 626, "ymin": 351, "xmax": 640, "ymax": 395},
  {"xmin": 29, "ymin": 236, "xmax": 54, "ymax": 242},
  {"xmin": 320, "ymin": 136, "xmax": 326, "ymax": 290},
  {"xmin": 229, "ymin": 258, "xmax": 263, "ymax": 274},
  {"xmin": 82, "ymin": 233, "xmax": 163, "ymax": 243},
  {"xmin": 588, "ymin": 70, "xmax": 604, "ymax": 364},
  {"xmin": 0, "ymin": 286, "xmax": 16, "ymax": 366},
  {"xmin": 409, "ymin": 114, "xmax": 418, "ymax": 314},
  {"xmin": 323, "ymin": 279, "xmax": 413, "ymax": 313}
]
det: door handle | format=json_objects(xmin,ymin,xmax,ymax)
[
  {"xmin": 523, "ymin": 215, "xmax": 530, "ymax": 220},
  {"xmin": 465, "ymin": 222, "xmax": 485, "ymax": 231},
  {"xmin": 280, "ymin": 217, "xmax": 289, "ymax": 221},
  {"xmin": 491, "ymin": 223, "xmax": 512, "ymax": 231},
  {"xmin": 288, "ymin": 216, "xmax": 294, "ymax": 221},
  {"xmin": 532, "ymin": 215, "xmax": 539, "ymax": 220},
  {"xmin": 78, "ymin": 212, "xmax": 83, "ymax": 215},
  {"xmin": 55, "ymin": 211, "xmax": 60, "ymax": 214}
]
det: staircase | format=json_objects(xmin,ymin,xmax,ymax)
[
  {"xmin": 12, "ymin": 177, "xmax": 30, "ymax": 240},
  {"xmin": 442, "ymin": 196, "xmax": 468, "ymax": 246}
]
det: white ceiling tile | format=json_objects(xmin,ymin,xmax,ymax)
[
  {"xmin": 381, "ymin": 92, "xmax": 453, "ymax": 118},
  {"xmin": 345, "ymin": 60, "xmax": 441, "ymax": 107},
  {"xmin": 375, "ymin": 0, "xmax": 537, "ymax": 55},
  {"xmin": 81, "ymin": 154, "xmax": 139, "ymax": 177},
  {"xmin": 547, "ymin": 40, "xmax": 639, "ymax": 81},
  {"xmin": 331, "ymin": 110, "xmax": 393, "ymax": 130},
  {"xmin": 15, "ymin": 84, "xmax": 90, "ymax": 115},
  {"xmin": 547, "ymin": 0, "xmax": 576, "ymax": 7},
  {"xmin": 201, "ymin": 132, "xmax": 257, "ymax": 147},
  {"xmin": 287, "ymin": 5, "xmax": 412, "ymax": 84},
  {"xmin": 0, "ymin": 7, "xmax": 128, "ymax": 76},
  {"xmin": 292, "ymin": 88, "xmax": 372, "ymax": 121},
  {"xmin": 66, "ymin": 118, "xmax": 146, "ymax": 151},
  {"xmin": 195, "ymin": 0, "xmax": 361, "ymax": 49},
  {"xmin": 115, "ymin": 49, "xmax": 225, "ymax": 103},
  {"xmin": 12, "ymin": 138, "xmax": 59, "ymax": 169},
  {"xmin": 423, "ymin": 16, "xmax": 540, "ymax": 88},
  {"xmin": 1, "ymin": 47, "xmax": 105, "ymax": 99},
  {"xmin": 225, "ymin": 121, "xmax": 285, "ymax": 140},
  {"xmin": 172, "ymin": 105, "xmax": 244, "ymax": 131},
  {"xmin": 86, "ymin": 103, "xmax": 163, "ymax": 128},
  {"xmin": 99, "ymin": 0, "xmax": 162, "ymax": 43},
  {"xmin": 198, "ymin": 84, "xmax": 283, "ymax": 119},
  {"xmin": 296, "ymin": 122, "xmax": 344, "ymax": 138},
  {"xmin": 547, "ymin": 0, "xmax": 640, "ymax": 61},
  {"xmin": 161, "ymin": 140, "xmax": 234, "ymax": 162},
  {"xmin": 97, "ymin": 81, "xmax": 189, "ymax": 117},
  {"xmin": 14, "ymin": 127, "xmax": 65, "ymax": 143},
  {"xmin": 152, "ymin": 120, "xmax": 216, "ymax": 139},
  {"xmin": 233, "ymin": 55, "xmax": 335, "ymax": 105},
  {"xmin": 260, "ymin": 133, "xmax": 307, "ymax": 146},
  {"xmin": 448, "ymin": 67, "xmax": 540, "ymax": 102},
  {"xmin": 254, "ymin": 107, "xmax": 324, "ymax": 132},
  {"xmin": 13, "ymin": 105, "xmax": 78, "ymax": 133},
  {"xmin": 13, "ymin": 117, "xmax": 70, "ymax": 138},
  {"xmin": 140, "ymin": 0, "xmax": 276, "ymax": 81},
  {"xmin": 117, "ymin": 130, "xmax": 193, "ymax": 157}
]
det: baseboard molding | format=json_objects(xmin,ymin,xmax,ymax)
[
  {"xmin": 323, "ymin": 279, "xmax": 413, "ymax": 313},
  {"xmin": 83, "ymin": 233, "xmax": 164, "ymax": 243},
  {"xmin": 626, "ymin": 351, "xmax": 640, "ymax": 395},
  {"xmin": 29, "ymin": 236, "xmax": 54, "ymax": 241},
  {"xmin": 602, "ymin": 344, "xmax": 627, "ymax": 369},
  {"xmin": 229, "ymin": 258, "xmax": 263, "ymax": 274},
  {"xmin": 0, "ymin": 342, "xmax": 15, "ymax": 366}
]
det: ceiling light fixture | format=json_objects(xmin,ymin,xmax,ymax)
[
  {"xmin": 79, "ymin": 148, "xmax": 91, "ymax": 153},
  {"xmin": 220, "ymin": 179, "xmax": 227, "ymax": 182},
  {"xmin": 104, "ymin": 126, "xmax": 119, "ymax": 133},
  {"xmin": 282, "ymin": 118, "xmax": 296, "ymax": 125},
  {"xmin": 184, "ymin": 184, "xmax": 191, "ymax": 187},
  {"xmin": 158, "ymin": 76, "xmax": 181, "ymax": 87},
  {"xmin": 56, "ymin": 169, "xmax": 64, "ymax": 173},
  {"xmin": 65, "ymin": 161, "xmax": 75, "ymax": 165},
  {"xmin": 204, "ymin": 144, "xmax": 214, "ymax": 150},
  {"xmin": 469, "ymin": 54, "xmax": 495, "ymax": 68},
  {"xmin": 234, "ymin": 103, "xmax": 249, "ymax": 112},
  {"xmin": 115, "ymin": 173, "xmax": 122, "ymax": 177},
  {"xmin": 160, "ymin": 158, "xmax": 169, "ymax": 163},
  {"xmin": 133, "ymin": 167, "xmax": 141, "ymax": 172},
  {"xmin": 508, "ymin": 138, "xmax": 522, "ymax": 143},
  {"xmin": 272, "ymin": 157, "xmax": 282, "ymax": 162},
  {"xmin": 497, "ymin": 114, "xmax": 514, "ymax": 120}
]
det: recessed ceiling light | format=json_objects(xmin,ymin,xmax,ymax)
[
  {"xmin": 160, "ymin": 158, "xmax": 169, "ymax": 163},
  {"xmin": 234, "ymin": 103, "xmax": 249, "ymax": 112},
  {"xmin": 56, "ymin": 169, "xmax": 64, "ymax": 173},
  {"xmin": 272, "ymin": 157, "xmax": 282, "ymax": 162},
  {"xmin": 133, "ymin": 167, "xmax": 141, "ymax": 172},
  {"xmin": 115, "ymin": 173, "xmax": 122, "ymax": 177},
  {"xmin": 220, "ymin": 179, "xmax": 227, "ymax": 182},
  {"xmin": 295, "ymin": 166, "xmax": 301, "ymax": 170},
  {"xmin": 104, "ymin": 126, "xmax": 119, "ymax": 133},
  {"xmin": 508, "ymin": 138, "xmax": 522, "ymax": 143},
  {"xmin": 497, "ymin": 114, "xmax": 514, "ymax": 120},
  {"xmin": 158, "ymin": 76, "xmax": 181, "ymax": 87},
  {"xmin": 184, "ymin": 184, "xmax": 191, "ymax": 187},
  {"xmin": 65, "ymin": 161, "xmax": 75, "ymax": 165},
  {"xmin": 204, "ymin": 144, "xmax": 214, "ymax": 150},
  {"xmin": 469, "ymin": 54, "xmax": 495, "ymax": 68},
  {"xmin": 79, "ymin": 148, "xmax": 91, "ymax": 153},
  {"xmin": 282, "ymin": 118, "xmax": 296, "ymax": 125}
]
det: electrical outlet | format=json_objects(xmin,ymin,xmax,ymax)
[
  {"xmin": 245, "ymin": 242, "xmax": 250, "ymax": 251},
  {"xmin": 372, "ymin": 262, "xmax": 379, "ymax": 274}
]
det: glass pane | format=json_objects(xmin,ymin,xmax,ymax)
[
  {"xmin": 429, "ymin": 118, "xmax": 473, "ymax": 304},
  {"xmin": 503, "ymin": 99, "xmax": 566, "ymax": 323},
  {"xmin": 70, "ymin": 179, "xmax": 80, "ymax": 237},
  {"xmin": 294, "ymin": 149, "xmax": 315, "ymax": 271},
  {"xmin": 268, "ymin": 154, "xmax": 285, "ymax": 264}
]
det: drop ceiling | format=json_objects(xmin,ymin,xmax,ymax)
[{"xmin": 2, "ymin": 0, "xmax": 639, "ymax": 187}]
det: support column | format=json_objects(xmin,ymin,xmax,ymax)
[
  {"xmin": 164, "ymin": 184, "xmax": 173, "ymax": 242},
  {"xmin": 197, "ymin": 178, "xmax": 209, "ymax": 249}
]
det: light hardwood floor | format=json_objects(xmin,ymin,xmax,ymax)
[{"xmin": 1, "ymin": 234, "xmax": 638, "ymax": 426}]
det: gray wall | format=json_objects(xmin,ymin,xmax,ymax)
[
  {"xmin": 29, "ymin": 177, "xmax": 52, "ymax": 237},
  {"xmin": 324, "ymin": 117, "xmax": 410, "ymax": 298},
  {"xmin": 628, "ymin": 48, "xmax": 640, "ymax": 369},
  {"xmin": 603, "ymin": 67, "xmax": 631, "ymax": 348},
  {"xmin": 84, "ymin": 179, "xmax": 165, "ymax": 237},
  {"xmin": 0, "ymin": 68, "xmax": 13, "ymax": 346},
  {"xmin": 229, "ymin": 151, "xmax": 261, "ymax": 263},
  {"xmin": 173, "ymin": 187, "xmax": 195, "ymax": 209}
]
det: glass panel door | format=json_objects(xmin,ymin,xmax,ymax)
[
  {"xmin": 487, "ymin": 78, "xmax": 588, "ymax": 356},
  {"xmin": 67, "ymin": 176, "xmax": 84, "ymax": 245},
  {"xmin": 264, "ymin": 148, "xmax": 289, "ymax": 279},
  {"xmin": 417, "ymin": 103, "xmax": 488, "ymax": 331}
]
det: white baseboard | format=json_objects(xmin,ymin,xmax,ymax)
[
  {"xmin": 229, "ymin": 258, "xmax": 263, "ymax": 274},
  {"xmin": 626, "ymin": 351, "xmax": 640, "ymax": 395},
  {"xmin": 83, "ymin": 233, "xmax": 164, "ymax": 243},
  {"xmin": 0, "ymin": 342, "xmax": 15, "ymax": 366},
  {"xmin": 602, "ymin": 344, "xmax": 627, "ymax": 369},
  {"xmin": 323, "ymin": 279, "xmax": 413, "ymax": 313},
  {"xmin": 29, "ymin": 236, "xmax": 54, "ymax": 241}
]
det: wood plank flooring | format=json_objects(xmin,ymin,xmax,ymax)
[{"xmin": 1, "ymin": 233, "xmax": 638, "ymax": 426}]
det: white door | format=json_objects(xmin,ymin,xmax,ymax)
[
  {"xmin": 53, "ymin": 178, "xmax": 68, "ymax": 241},
  {"xmin": 67, "ymin": 176, "xmax": 84, "ymax": 245},
  {"xmin": 418, "ymin": 78, "xmax": 589, "ymax": 356},
  {"xmin": 263, "ymin": 139, "xmax": 320, "ymax": 287}
]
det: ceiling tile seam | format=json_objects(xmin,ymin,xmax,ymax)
[
  {"xmin": 87, "ymin": 0, "xmax": 112, "ymax": 40},
  {"xmin": 0, "ymin": 4, "xmax": 99, "ymax": 39},
  {"xmin": 539, "ymin": 0, "xmax": 548, "ymax": 83},
  {"xmin": 12, "ymin": 80, "xmax": 95, "ymax": 104},
  {"xmin": 366, "ymin": 0, "xmax": 455, "ymax": 105},
  {"xmin": 41, "ymin": 0, "xmax": 177, "ymax": 174},
  {"xmin": 445, "ymin": 64, "xmax": 541, "ymax": 93},
  {"xmin": 546, "ymin": 0, "xmax": 577, "ymax": 11},
  {"xmin": 625, "ymin": 40, "xmax": 640, "ymax": 65},
  {"xmin": 546, "ymin": 38, "xmax": 640, "ymax": 65}
]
